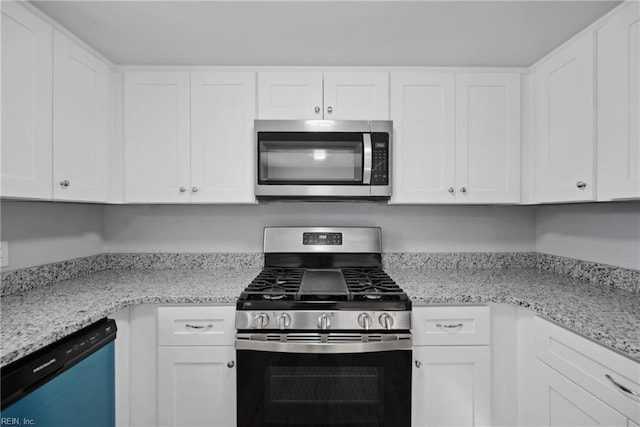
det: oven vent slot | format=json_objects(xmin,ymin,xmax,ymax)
[
  {"xmin": 284, "ymin": 334, "xmax": 323, "ymax": 343},
  {"xmin": 326, "ymin": 334, "xmax": 366, "ymax": 343}
]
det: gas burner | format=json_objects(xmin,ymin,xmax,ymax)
[
  {"xmin": 262, "ymin": 286, "xmax": 287, "ymax": 300},
  {"xmin": 362, "ymin": 287, "xmax": 383, "ymax": 300}
]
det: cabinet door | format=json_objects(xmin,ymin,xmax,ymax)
[
  {"xmin": 191, "ymin": 72, "xmax": 256, "ymax": 203},
  {"xmin": 323, "ymin": 72, "xmax": 389, "ymax": 120},
  {"xmin": 535, "ymin": 361, "xmax": 627, "ymax": 427},
  {"xmin": 456, "ymin": 73, "xmax": 521, "ymax": 203},
  {"xmin": 124, "ymin": 72, "xmax": 190, "ymax": 202},
  {"xmin": 597, "ymin": 2, "xmax": 640, "ymax": 200},
  {"xmin": 535, "ymin": 34, "xmax": 596, "ymax": 202},
  {"xmin": 158, "ymin": 346, "xmax": 236, "ymax": 427},
  {"xmin": 53, "ymin": 31, "xmax": 109, "ymax": 202},
  {"xmin": 257, "ymin": 72, "xmax": 323, "ymax": 119},
  {"xmin": 1, "ymin": 1, "xmax": 52, "ymax": 199},
  {"xmin": 412, "ymin": 346, "xmax": 491, "ymax": 427},
  {"xmin": 390, "ymin": 72, "xmax": 456, "ymax": 204}
]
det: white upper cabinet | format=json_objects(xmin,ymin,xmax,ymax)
[
  {"xmin": 323, "ymin": 72, "xmax": 389, "ymax": 120},
  {"xmin": 257, "ymin": 72, "xmax": 323, "ymax": 119},
  {"xmin": 124, "ymin": 72, "xmax": 191, "ymax": 203},
  {"xmin": 456, "ymin": 73, "xmax": 521, "ymax": 203},
  {"xmin": 53, "ymin": 31, "xmax": 110, "ymax": 202},
  {"xmin": 257, "ymin": 71, "xmax": 389, "ymax": 120},
  {"xmin": 190, "ymin": 72, "xmax": 256, "ymax": 203},
  {"xmin": 534, "ymin": 33, "xmax": 596, "ymax": 202},
  {"xmin": 390, "ymin": 72, "xmax": 520, "ymax": 204},
  {"xmin": 597, "ymin": 2, "xmax": 640, "ymax": 200},
  {"xmin": 1, "ymin": 2, "xmax": 53, "ymax": 199},
  {"xmin": 390, "ymin": 72, "xmax": 456, "ymax": 203}
]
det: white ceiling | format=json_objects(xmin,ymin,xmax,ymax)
[{"xmin": 31, "ymin": 0, "xmax": 621, "ymax": 67}]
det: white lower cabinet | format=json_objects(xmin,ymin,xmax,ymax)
[
  {"xmin": 412, "ymin": 306, "xmax": 492, "ymax": 427},
  {"xmin": 412, "ymin": 346, "xmax": 491, "ymax": 427},
  {"xmin": 519, "ymin": 312, "xmax": 640, "ymax": 427},
  {"xmin": 534, "ymin": 360, "xmax": 627, "ymax": 427},
  {"xmin": 156, "ymin": 306, "xmax": 236, "ymax": 427},
  {"xmin": 158, "ymin": 346, "xmax": 236, "ymax": 427}
]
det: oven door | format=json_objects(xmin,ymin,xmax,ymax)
[{"xmin": 236, "ymin": 333, "xmax": 412, "ymax": 427}]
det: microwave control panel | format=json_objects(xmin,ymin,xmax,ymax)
[{"xmin": 371, "ymin": 133, "xmax": 389, "ymax": 186}]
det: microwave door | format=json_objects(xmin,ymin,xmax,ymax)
[{"xmin": 258, "ymin": 134, "xmax": 365, "ymax": 185}]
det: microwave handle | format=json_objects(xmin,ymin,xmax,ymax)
[{"xmin": 363, "ymin": 133, "xmax": 372, "ymax": 184}]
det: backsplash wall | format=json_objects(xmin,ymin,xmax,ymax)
[
  {"xmin": 535, "ymin": 201, "xmax": 640, "ymax": 270},
  {"xmin": 0, "ymin": 201, "xmax": 105, "ymax": 272},
  {"xmin": 2, "ymin": 201, "xmax": 638, "ymax": 272},
  {"xmin": 104, "ymin": 203, "xmax": 536, "ymax": 253}
]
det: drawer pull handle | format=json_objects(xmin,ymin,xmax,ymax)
[
  {"xmin": 605, "ymin": 374, "xmax": 639, "ymax": 397},
  {"xmin": 436, "ymin": 323, "xmax": 464, "ymax": 329},
  {"xmin": 185, "ymin": 323, "xmax": 213, "ymax": 330}
]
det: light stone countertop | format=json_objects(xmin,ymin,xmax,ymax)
[{"xmin": 1, "ymin": 267, "xmax": 639, "ymax": 367}]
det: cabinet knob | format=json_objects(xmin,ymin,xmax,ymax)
[
  {"xmin": 227, "ymin": 361, "xmax": 235, "ymax": 368},
  {"xmin": 448, "ymin": 187, "xmax": 455, "ymax": 194},
  {"xmin": 192, "ymin": 187, "xmax": 199, "ymax": 193},
  {"xmin": 179, "ymin": 187, "xmax": 186, "ymax": 193},
  {"xmin": 460, "ymin": 187, "xmax": 467, "ymax": 193},
  {"xmin": 415, "ymin": 360, "xmax": 422, "ymax": 368},
  {"xmin": 314, "ymin": 106, "xmax": 321, "ymax": 114},
  {"xmin": 576, "ymin": 181, "xmax": 587, "ymax": 189},
  {"xmin": 327, "ymin": 106, "xmax": 333, "ymax": 114},
  {"xmin": 59, "ymin": 180, "xmax": 70, "ymax": 188}
]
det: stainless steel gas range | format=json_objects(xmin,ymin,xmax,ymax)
[{"xmin": 235, "ymin": 227, "xmax": 412, "ymax": 427}]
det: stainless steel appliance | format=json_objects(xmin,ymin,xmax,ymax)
[
  {"xmin": 235, "ymin": 227, "xmax": 411, "ymax": 427},
  {"xmin": 255, "ymin": 120, "xmax": 392, "ymax": 200}
]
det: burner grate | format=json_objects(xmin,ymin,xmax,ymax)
[
  {"xmin": 242, "ymin": 268, "xmax": 304, "ymax": 301},
  {"xmin": 342, "ymin": 268, "xmax": 406, "ymax": 302}
]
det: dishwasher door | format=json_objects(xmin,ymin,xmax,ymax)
[{"xmin": 1, "ymin": 319, "xmax": 117, "ymax": 427}]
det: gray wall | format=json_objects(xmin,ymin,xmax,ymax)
[
  {"xmin": 536, "ymin": 202, "xmax": 640, "ymax": 270},
  {"xmin": 104, "ymin": 203, "xmax": 536, "ymax": 253},
  {"xmin": 0, "ymin": 201, "xmax": 105, "ymax": 271},
  {"xmin": 2, "ymin": 200, "xmax": 638, "ymax": 271}
]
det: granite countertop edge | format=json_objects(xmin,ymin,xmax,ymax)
[{"xmin": 1, "ymin": 267, "xmax": 639, "ymax": 367}]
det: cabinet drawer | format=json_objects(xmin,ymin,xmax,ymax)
[
  {"xmin": 412, "ymin": 306, "xmax": 490, "ymax": 346},
  {"xmin": 534, "ymin": 316, "xmax": 640, "ymax": 423},
  {"xmin": 158, "ymin": 306, "xmax": 235, "ymax": 346}
]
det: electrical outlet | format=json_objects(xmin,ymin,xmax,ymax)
[{"xmin": 0, "ymin": 241, "xmax": 9, "ymax": 268}]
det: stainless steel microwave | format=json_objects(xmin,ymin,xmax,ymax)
[{"xmin": 255, "ymin": 120, "xmax": 392, "ymax": 200}]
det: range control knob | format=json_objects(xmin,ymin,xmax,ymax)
[
  {"xmin": 254, "ymin": 313, "xmax": 269, "ymax": 329},
  {"xmin": 277, "ymin": 313, "xmax": 291, "ymax": 330},
  {"xmin": 379, "ymin": 313, "xmax": 394, "ymax": 330},
  {"xmin": 318, "ymin": 313, "xmax": 331, "ymax": 330},
  {"xmin": 358, "ymin": 313, "xmax": 372, "ymax": 330}
]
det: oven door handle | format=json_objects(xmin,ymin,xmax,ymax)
[
  {"xmin": 235, "ymin": 335, "xmax": 412, "ymax": 354},
  {"xmin": 363, "ymin": 133, "xmax": 372, "ymax": 185}
]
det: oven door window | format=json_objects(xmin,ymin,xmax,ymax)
[
  {"xmin": 258, "ymin": 132, "xmax": 364, "ymax": 185},
  {"xmin": 237, "ymin": 350, "xmax": 411, "ymax": 427}
]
